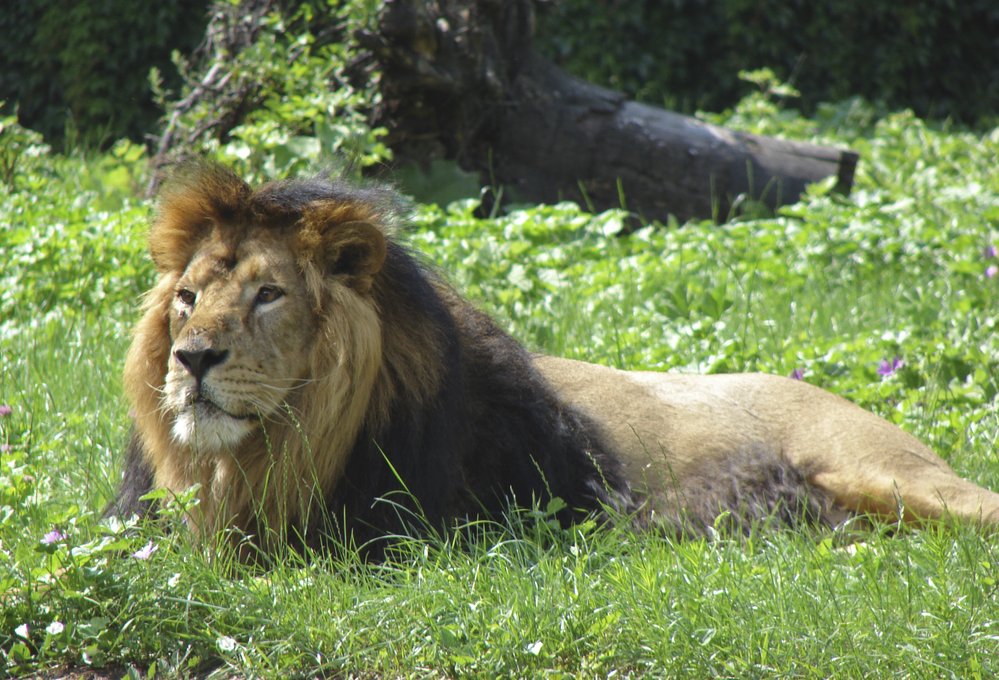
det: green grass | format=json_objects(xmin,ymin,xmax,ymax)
[{"xmin": 2, "ymin": 98, "xmax": 999, "ymax": 677}]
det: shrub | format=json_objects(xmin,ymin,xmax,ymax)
[
  {"xmin": 0, "ymin": 0, "xmax": 208, "ymax": 147},
  {"xmin": 537, "ymin": 0, "xmax": 999, "ymax": 125}
]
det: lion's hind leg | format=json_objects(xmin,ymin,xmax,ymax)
[
  {"xmin": 809, "ymin": 462, "xmax": 999, "ymax": 529},
  {"xmin": 755, "ymin": 374, "xmax": 999, "ymax": 530}
]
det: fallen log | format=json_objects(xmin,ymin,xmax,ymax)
[{"xmin": 370, "ymin": 0, "xmax": 858, "ymax": 222}]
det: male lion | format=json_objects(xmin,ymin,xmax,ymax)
[{"xmin": 108, "ymin": 161, "xmax": 999, "ymax": 554}]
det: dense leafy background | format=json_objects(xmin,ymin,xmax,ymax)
[
  {"xmin": 537, "ymin": 0, "xmax": 999, "ymax": 125},
  {"xmin": 0, "ymin": 0, "xmax": 207, "ymax": 147},
  {"xmin": 3, "ymin": 0, "xmax": 998, "ymax": 148},
  {"xmin": 2, "ymin": 83, "xmax": 999, "ymax": 676}
]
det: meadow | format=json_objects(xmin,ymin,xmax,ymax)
[{"xmin": 2, "ymin": 94, "xmax": 999, "ymax": 677}]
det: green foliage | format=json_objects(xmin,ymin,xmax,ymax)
[
  {"xmin": 538, "ymin": 0, "xmax": 999, "ymax": 124},
  {"xmin": 0, "ymin": 140, "xmax": 152, "ymax": 333},
  {"xmin": 0, "ymin": 110, "xmax": 49, "ymax": 189},
  {"xmin": 538, "ymin": 0, "xmax": 729, "ymax": 112},
  {"xmin": 163, "ymin": 1, "xmax": 388, "ymax": 184},
  {"xmin": 392, "ymin": 158, "xmax": 483, "ymax": 207},
  {"xmin": 0, "ymin": 0, "xmax": 208, "ymax": 147},
  {"xmin": 3, "ymin": 97, "xmax": 999, "ymax": 675}
]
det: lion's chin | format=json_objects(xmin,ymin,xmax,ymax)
[{"xmin": 171, "ymin": 402, "xmax": 256, "ymax": 451}]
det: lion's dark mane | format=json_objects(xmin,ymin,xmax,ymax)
[{"xmin": 323, "ymin": 240, "xmax": 635, "ymax": 551}]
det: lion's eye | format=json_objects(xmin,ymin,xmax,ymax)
[
  {"xmin": 255, "ymin": 285, "xmax": 284, "ymax": 305},
  {"xmin": 177, "ymin": 288, "xmax": 197, "ymax": 306}
]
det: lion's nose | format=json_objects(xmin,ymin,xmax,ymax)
[{"xmin": 174, "ymin": 347, "xmax": 229, "ymax": 381}]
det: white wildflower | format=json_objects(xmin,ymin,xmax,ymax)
[{"xmin": 131, "ymin": 540, "xmax": 157, "ymax": 560}]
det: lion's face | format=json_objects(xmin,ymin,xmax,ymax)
[
  {"xmin": 163, "ymin": 229, "xmax": 318, "ymax": 451},
  {"xmin": 124, "ymin": 164, "xmax": 399, "ymax": 533}
]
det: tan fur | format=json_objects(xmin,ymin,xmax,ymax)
[{"xmin": 536, "ymin": 356, "xmax": 999, "ymax": 526}]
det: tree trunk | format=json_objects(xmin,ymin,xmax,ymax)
[{"xmin": 369, "ymin": 0, "xmax": 857, "ymax": 223}]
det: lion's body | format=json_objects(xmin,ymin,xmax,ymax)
[
  {"xmin": 537, "ymin": 357, "xmax": 999, "ymax": 527},
  {"xmin": 109, "ymin": 162, "xmax": 999, "ymax": 555}
]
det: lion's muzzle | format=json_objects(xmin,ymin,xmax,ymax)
[
  {"xmin": 174, "ymin": 347, "xmax": 230, "ymax": 381},
  {"xmin": 166, "ymin": 341, "xmax": 259, "ymax": 450}
]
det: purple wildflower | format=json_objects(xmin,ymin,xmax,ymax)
[
  {"xmin": 987, "ymin": 265, "xmax": 998, "ymax": 279},
  {"xmin": 0, "ymin": 405, "xmax": 11, "ymax": 417},
  {"xmin": 1, "ymin": 444, "xmax": 10, "ymax": 454},
  {"xmin": 41, "ymin": 529, "xmax": 66, "ymax": 545},
  {"xmin": 877, "ymin": 356, "xmax": 904, "ymax": 378},
  {"xmin": 790, "ymin": 368, "xmax": 805, "ymax": 381},
  {"xmin": 132, "ymin": 540, "xmax": 158, "ymax": 560},
  {"xmin": 984, "ymin": 244, "xmax": 998, "ymax": 259}
]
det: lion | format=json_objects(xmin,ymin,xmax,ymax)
[{"xmin": 107, "ymin": 161, "xmax": 999, "ymax": 555}]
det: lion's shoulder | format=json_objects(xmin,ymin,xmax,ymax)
[{"xmin": 331, "ymin": 252, "xmax": 634, "ymax": 549}]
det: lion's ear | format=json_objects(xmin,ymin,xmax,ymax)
[
  {"xmin": 298, "ymin": 201, "xmax": 389, "ymax": 292},
  {"xmin": 324, "ymin": 221, "xmax": 387, "ymax": 283}
]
